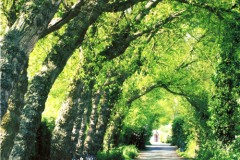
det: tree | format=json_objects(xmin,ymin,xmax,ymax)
[
  {"xmin": 0, "ymin": 0, "xmax": 61, "ymax": 118},
  {"xmin": 2, "ymin": 1, "xmax": 147, "ymax": 159}
]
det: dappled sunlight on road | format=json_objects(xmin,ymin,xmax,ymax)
[{"xmin": 135, "ymin": 143, "xmax": 184, "ymax": 160}]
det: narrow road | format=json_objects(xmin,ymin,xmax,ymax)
[{"xmin": 135, "ymin": 143, "xmax": 184, "ymax": 160}]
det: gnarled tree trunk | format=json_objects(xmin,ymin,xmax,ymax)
[
  {"xmin": 0, "ymin": 62, "xmax": 28, "ymax": 160},
  {"xmin": 0, "ymin": 0, "xmax": 61, "ymax": 118}
]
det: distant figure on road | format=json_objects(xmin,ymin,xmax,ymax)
[{"xmin": 154, "ymin": 131, "xmax": 159, "ymax": 142}]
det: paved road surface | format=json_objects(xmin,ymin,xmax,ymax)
[{"xmin": 135, "ymin": 143, "xmax": 184, "ymax": 160}]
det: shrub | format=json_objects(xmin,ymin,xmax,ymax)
[
  {"xmin": 171, "ymin": 117, "xmax": 188, "ymax": 151},
  {"xmin": 196, "ymin": 137, "xmax": 240, "ymax": 160},
  {"xmin": 121, "ymin": 127, "xmax": 151, "ymax": 149},
  {"xmin": 171, "ymin": 116, "xmax": 198, "ymax": 158},
  {"xmin": 97, "ymin": 145, "xmax": 139, "ymax": 160},
  {"xmin": 120, "ymin": 145, "xmax": 139, "ymax": 159},
  {"xmin": 97, "ymin": 148, "xmax": 124, "ymax": 160}
]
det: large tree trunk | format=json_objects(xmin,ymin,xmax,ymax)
[
  {"xmin": 93, "ymin": 89, "xmax": 111, "ymax": 152},
  {"xmin": 0, "ymin": 0, "xmax": 61, "ymax": 118},
  {"xmin": 71, "ymin": 86, "xmax": 92, "ymax": 159},
  {"xmin": 0, "ymin": 62, "xmax": 28, "ymax": 160},
  {"xmin": 83, "ymin": 90, "xmax": 102, "ymax": 156},
  {"xmin": 75, "ymin": 99, "xmax": 92, "ymax": 158},
  {"xmin": 104, "ymin": 113, "xmax": 125, "ymax": 150},
  {"xmin": 9, "ymin": 2, "xmax": 104, "ymax": 159},
  {"xmin": 50, "ymin": 77, "xmax": 93, "ymax": 159},
  {"xmin": 94, "ymin": 88, "xmax": 125, "ymax": 152},
  {"xmin": 50, "ymin": 80, "xmax": 84, "ymax": 159}
]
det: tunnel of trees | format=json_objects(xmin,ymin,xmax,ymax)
[{"xmin": 0, "ymin": 0, "xmax": 239, "ymax": 159}]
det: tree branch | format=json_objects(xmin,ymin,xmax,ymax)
[
  {"xmin": 176, "ymin": 32, "xmax": 207, "ymax": 71},
  {"xmin": 161, "ymin": 84, "xmax": 187, "ymax": 97},
  {"xmin": 176, "ymin": 60, "xmax": 197, "ymax": 71},
  {"xmin": 40, "ymin": 0, "xmax": 84, "ymax": 38},
  {"xmin": 102, "ymin": 0, "xmax": 147, "ymax": 12},
  {"xmin": 126, "ymin": 81, "xmax": 187, "ymax": 105},
  {"xmin": 126, "ymin": 83, "xmax": 162, "ymax": 104},
  {"xmin": 40, "ymin": 0, "xmax": 158, "ymax": 38}
]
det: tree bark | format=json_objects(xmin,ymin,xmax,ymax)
[
  {"xmin": 83, "ymin": 89, "xmax": 102, "ymax": 156},
  {"xmin": 9, "ymin": 1, "xmax": 104, "ymax": 159},
  {"xmin": 0, "ymin": 62, "xmax": 28, "ymax": 160},
  {"xmin": 71, "ymin": 86, "xmax": 92, "ymax": 159},
  {"xmin": 93, "ymin": 89, "xmax": 111, "ymax": 152},
  {"xmin": 0, "ymin": 0, "xmax": 61, "ymax": 118},
  {"xmin": 75, "ymin": 94, "xmax": 93, "ymax": 158},
  {"xmin": 104, "ymin": 113, "xmax": 125, "ymax": 150},
  {"xmin": 50, "ymin": 80, "xmax": 84, "ymax": 160}
]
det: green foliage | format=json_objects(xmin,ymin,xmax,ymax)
[
  {"xmin": 196, "ymin": 137, "xmax": 240, "ymax": 160},
  {"xmin": 97, "ymin": 148, "xmax": 124, "ymax": 160},
  {"xmin": 179, "ymin": 137, "xmax": 197, "ymax": 158},
  {"xmin": 207, "ymin": 14, "xmax": 240, "ymax": 145},
  {"xmin": 171, "ymin": 117, "xmax": 188, "ymax": 151},
  {"xmin": 120, "ymin": 145, "xmax": 139, "ymax": 159},
  {"xmin": 97, "ymin": 145, "xmax": 138, "ymax": 160},
  {"xmin": 41, "ymin": 117, "xmax": 55, "ymax": 132}
]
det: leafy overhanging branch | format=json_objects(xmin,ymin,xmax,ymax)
[
  {"xmin": 1, "ymin": 0, "xmax": 17, "ymax": 26},
  {"xmin": 101, "ymin": 10, "xmax": 185, "ymax": 60},
  {"xmin": 41, "ymin": 0, "xmax": 150, "ymax": 38},
  {"xmin": 99, "ymin": 0, "xmax": 162, "ymax": 59},
  {"xmin": 125, "ymin": 28, "xmax": 209, "ymax": 105},
  {"xmin": 174, "ymin": 0, "xmax": 240, "ymax": 18}
]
